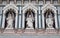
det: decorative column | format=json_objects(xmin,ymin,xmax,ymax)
[
  {"xmin": 35, "ymin": 13, "xmax": 37, "ymax": 29},
  {"xmin": 19, "ymin": 16, "xmax": 21, "ymax": 28},
  {"xmin": 15, "ymin": 13, "xmax": 18, "ymax": 29},
  {"xmin": 22, "ymin": 13, "xmax": 25, "ymax": 29},
  {"xmin": 39, "ymin": 7, "xmax": 40, "ymax": 14},
  {"xmin": 2, "ymin": 12, "xmax": 5, "ymax": 28},
  {"xmin": 55, "ymin": 13, "xmax": 58, "ymax": 29},
  {"xmin": 42, "ymin": 11, "xmax": 45, "ymax": 29},
  {"xmin": 19, "ymin": 7, "xmax": 21, "ymax": 28}
]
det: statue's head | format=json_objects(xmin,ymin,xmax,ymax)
[
  {"xmin": 8, "ymin": 13, "xmax": 11, "ymax": 17},
  {"xmin": 48, "ymin": 14, "xmax": 52, "ymax": 18}
]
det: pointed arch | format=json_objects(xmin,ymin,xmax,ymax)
[
  {"xmin": 22, "ymin": 3, "xmax": 38, "ymax": 29},
  {"xmin": 2, "ymin": 4, "xmax": 18, "ymax": 29},
  {"xmin": 41, "ymin": 3, "xmax": 58, "ymax": 29}
]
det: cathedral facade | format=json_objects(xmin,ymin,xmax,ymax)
[{"xmin": 0, "ymin": 0, "xmax": 60, "ymax": 35}]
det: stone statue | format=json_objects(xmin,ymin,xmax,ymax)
[
  {"xmin": 6, "ymin": 13, "xmax": 14, "ymax": 29},
  {"xmin": 26, "ymin": 15, "xmax": 34, "ymax": 29},
  {"xmin": 46, "ymin": 13, "xmax": 54, "ymax": 29}
]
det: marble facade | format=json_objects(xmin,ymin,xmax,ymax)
[{"xmin": 0, "ymin": 0, "xmax": 59, "ymax": 35}]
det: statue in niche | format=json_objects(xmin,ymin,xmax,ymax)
[
  {"xmin": 26, "ymin": 9, "xmax": 34, "ymax": 29},
  {"xmin": 45, "ymin": 10, "xmax": 54, "ymax": 29},
  {"xmin": 6, "ymin": 12, "xmax": 14, "ymax": 29}
]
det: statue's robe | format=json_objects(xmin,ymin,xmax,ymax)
[
  {"xmin": 46, "ymin": 17, "xmax": 53, "ymax": 28},
  {"xmin": 26, "ymin": 17, "xmax": 34, "ymax": 29},
  {"xmin": 6, "ymin": 15, "xmax": 14, "ymax": 29}
]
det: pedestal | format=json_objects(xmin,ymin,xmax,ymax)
[
  {"xmin": 6, "ymin": 27, "xmax": 13, "ymax": 29},
  {"xmin": 26, "ymin": 28, "xmax": 34, "ymax": 29},
  {"xmin": 45, "ymin": 28, "xmax": 57, "ymax": 34},
  {"xmin": 46, "ymin": 27, "xmax": 54, "ymax": 29},
  {"xmin": 24, "ymin": 29, "xmax": 36, "ymax": 33},
  {"xmin": 3, "ymin": 29, "xmax": 15, "ymax": 33}
]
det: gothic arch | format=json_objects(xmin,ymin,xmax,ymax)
[
  {"xmin": 3, "ymin": 4, "xmax": 18, "ymax": 14},
  {"xmin": 41, "ymin": 3, "xmax": 58, "ymax": 29},
  {"xmin": 44, "ymin": 9, "xmax": 55, "ymax": 29},
  {"xmin": 22, "ymin": 3, "xmax": 38, "ymax": 29},
  {"xmin": 2, "ymin": 4, "xmax": 18, "ymax": 29}
]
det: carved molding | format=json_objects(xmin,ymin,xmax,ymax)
[
  {"xmin": 41, "ymin": 3, "xmax": 57, "ymax": 14},
  {"xmin": 3, "ymin": 4, "xmax": 18, "ymax": 14},
  {"xmin": 22, "ymin": 3, "xmax": 38, "ymax": 14}
]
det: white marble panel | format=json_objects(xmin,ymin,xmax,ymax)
[
  {"xmin": 58, "ymin": 15, "xmax": 60, "ymax": 28},
  {"xmin": 0, "ymin": 7, "xmax": 2, "ymax": 14},
  {"xmin": 39, "ymin": 15, "xmax": 41, "ymax": 28},
  {"xmin": 57, "ymin": 7, "xmax": 60, "ymax": 14},
  {"xmin": 39, "ymin": 7, "xmax": 40, "ymax": 14},
  {"xmin": 0, "ymin": 16, "xmax": 1, "ymax": 27},
  {"xmin": 19, "ymin": 15, "xmax": 21, "ymax": 28},
  {"xmin": 19, "ymin": 7, "xmax": 21, "ymax": 14}
]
